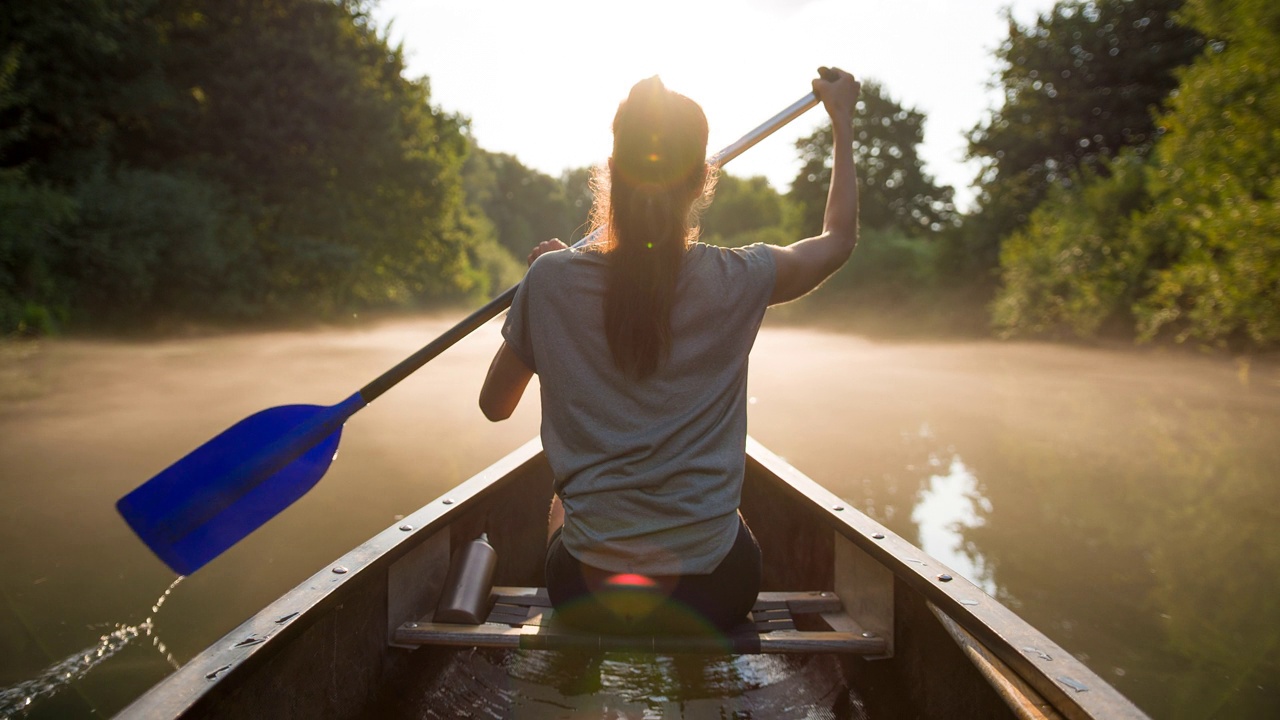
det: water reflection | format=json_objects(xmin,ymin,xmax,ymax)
[{"xmin": 910, "ymin": 446, "xmax": 995, "ymax": 595}]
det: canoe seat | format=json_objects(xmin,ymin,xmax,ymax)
[{"xmin": 393, "ymin": 587, "xmax": 888, "ymax": 655}]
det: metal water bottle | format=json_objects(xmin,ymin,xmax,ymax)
[{"xmin": 433, "ymin": 533, "xmax": 497, "ymax": 624}]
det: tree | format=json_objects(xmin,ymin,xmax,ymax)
[
  {"xmin": 137, "ymin": 0, "xmax": 481, "ymax": 311},
  {"xmin": 2, "ymin": 0, "xmax": 489, "ymax": 330},
  {"xmin": 701, "ymin": 173, "xmax": 786, "ymax": 247},
  {"xmin": 463, "ymin": 146, "xmax": 577, "ymax": 257},
  {"xmin": 0, "ymin": 0, "xmax": 170, "ymax": 185},
  {"xmin": 965, "ymin": 0, "xmax": 1204, "ymax": 263},
  {"xmin": 789, "ymin": 80, "xmax": 956, "ymax": 239},
  {"xmin": 991, "ymin": 150, "xmax": 1151, "ymax": 340},
  {"xmin": 1132, "ymin": 0, "xmax": 1280, "ymax": 348}
]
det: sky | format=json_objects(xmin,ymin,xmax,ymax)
[{"xmin": 372, "ymin": 0, "xmax": 1060, "ymax": 211}]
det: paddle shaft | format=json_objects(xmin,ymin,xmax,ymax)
[{"xmin": 358, "ymin": 88, "xmax": 826, "ymax": 403}]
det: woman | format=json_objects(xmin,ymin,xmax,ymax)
[{"xmin": 480, "ymin": 68, "xmax": 861, "ymax": 634}]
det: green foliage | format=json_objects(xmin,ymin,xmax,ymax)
[
  {"xmin": 0, "ymin": 168, "xmax": 75, "ymax": 334},
  {"xmin": 992, "ymin": 151, "xmax": 1152, "ymax": 339},
  {"xmin": 1, "ymin": 0, "xmax": 488, "ymax": 331},
  {"xmin": 825, "ymin": 227, "xmax": 942, "ymax": 303},
  {"xmin": 965, "ymin": 0, "xmax": 1204, "ymax": 277},
  {"xmin": 1132, "ymin": 0, "xmax": 1280, "ymax": 348},
  {"xmin": 0, "ymin": 0, "xmax": 170, "ymax": 185},
  {"xmin": 0, "ymin": 42, "xmax": 76, "ymax": 334},
  {"xmin": 790, "ymin": 81, "xmax": 956, "ymax": 238},
  {"xmin": 463, "ymin": 146, "xmax": 581, "ymax": 257},
  {"xmin": 62, "ymin": 167, "xmax": 255, "ymax": 320},
  {"xmin": 701, "ymin": 173, "xmax": 785, "ymax": 246}
]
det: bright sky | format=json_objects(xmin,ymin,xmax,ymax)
[{"xmin": 373, "ymin": 0, "xmax": 1058, "ymax": 211}]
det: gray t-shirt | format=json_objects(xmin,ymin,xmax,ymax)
[{"xmin": 502, "ymin": 242, "xmax": 775, "ymax": 575}]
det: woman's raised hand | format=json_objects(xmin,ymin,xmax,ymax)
[
  {"xmin": 813, "ymin": 67, "xmax": 861, "ymax": 122},
  {"xmin": 527, "ymin": 238, "xmax": 568, "ymax": 267}
]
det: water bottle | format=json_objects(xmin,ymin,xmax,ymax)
[{"xmin": 433, "ymin": 533, "xmax": 497, "ymax": 624}]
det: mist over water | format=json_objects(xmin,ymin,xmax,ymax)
[{"xmin": 1, "ymin": 316, "xmax": 1277, "ymax": 718}]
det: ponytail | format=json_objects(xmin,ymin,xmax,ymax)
[{"xmin": 595, "ymin": 78, "xmax": 710, "ymax": 379}]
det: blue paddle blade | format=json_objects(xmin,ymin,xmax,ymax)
[{"xmin": 117, "ymin": 392, "xmax": 366, "ymax": 575}]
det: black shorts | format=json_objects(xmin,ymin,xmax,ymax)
[{"xmin": 544, "ymin": 515, "xmax": 762, "ymax": 634}]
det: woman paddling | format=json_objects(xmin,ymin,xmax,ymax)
[{"xmin": 480, "ymin": 68, "xmax": 861, "ymax": 633}]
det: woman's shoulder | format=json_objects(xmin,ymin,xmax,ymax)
[
  {"xmin": 524, "ymin": 246, "xmax": 607, "ymax": 294},
  {"xmin": 529, "ymin": 246, "xmax": 604, "ymax": 273},
  {"xmin": 685, "ymin": 241, "xmax": 776, "ymax": 273}
]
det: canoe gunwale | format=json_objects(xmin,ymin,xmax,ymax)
[
  {"xmin": 743, "ymin": 437, "xmax": 1149, "ymax": 720},
  {"xmin": 117, "ymin": 435, "xmax": 1149, "ymax": 720},
  {"xmin": 116, "ymin": 437, "xmax": 548, "ymax": 718}
]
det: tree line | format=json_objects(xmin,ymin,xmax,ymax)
[{"xmin": 2, "ymin": 0, "xmax": 1276, "ymax": 350}]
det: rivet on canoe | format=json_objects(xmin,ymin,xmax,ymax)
[
  {"xmin": 332, "ymin": 566, "xmax": 348, "ymax": 575},
  {"xmin": 399, "ymin": 524, "xmax": 413, "ymax": 531},
  {"xmin": 861, "ymin": 632, "xmax": 876, "ymax": 638},
  {"xmin": 442, "ymin": 499, "xmax": 454, "ymax": 505},
  {"xmin": 407, "ymin": 622, "xmax": 418, "ymax": 628},
  {"xmin": 832, "ymin": 505, "xmax": 844, "ymax": 512},
  {"xmin": 937, "ymin": 573, "xmax": 953, "ymax": 582},
  {"xmin": 872, "ymin": 533, "xmax": 885, "ymax": 540}
]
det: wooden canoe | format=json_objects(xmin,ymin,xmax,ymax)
[{"xmin": 118, "ymin": 437, "xmax": 1149, "ymax": 719}]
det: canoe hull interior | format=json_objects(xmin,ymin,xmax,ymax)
[{"xmin": 118, "ymin": 438, "xmax": 1148, "ymax": 719}]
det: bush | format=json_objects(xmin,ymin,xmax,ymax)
[
  {"xmin": 992, "ymin": 152, "xmax": 1151, "ymax": 340},
  {"xmin": 0, "ymin": 169, "xmax": 76, "ymax": 335},
  {"xmin": 62, "ymin": 167, "xmax": 256, "ymax": 323},
  {"xmin": 1131, "ymin": 0, "xmax": 1280, "ymax": 349}
]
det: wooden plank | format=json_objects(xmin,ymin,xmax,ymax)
[
  {"xmin": 483, "ymin": 588, "xmax": 842, "ymax": 614},
  {"xmin": 756, "ymin": 590, "xmax": 843, "ymax": 614},
  {"xmin": 834, "ymin": 528, "xmax": 895, "ymax": 657},
  {"xmin": 485, "ymin": 610, "xmax": 534, "ymax": 627},
  {"xmin": 492, "ymin": 586, "xmax": 551, "ymax": 607},
  {"xmin": 757, "ymin": 630, "xmax": 887, "ymax": 654},
  {"xmin": 929, "ymin": 602, "xmax": 1064, "ymax": 720},
  {"xmin": 750, "ymin": 608, "xmax": 791, "ymax": 621},
  {"xmin": 740, "ymin": 458, "xmax": 834, "ymax": 591},
  {"xmin": 386, "ymin": 530, "xmax": 449, "ymax": 647},
  {"xmin": 395, "ymin": 621, "xmax": 523, "ymax": 648}
]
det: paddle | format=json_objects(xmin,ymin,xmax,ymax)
[{"xmin": 118, "ymin": 71, "xmax": 838, "ymax": 576}]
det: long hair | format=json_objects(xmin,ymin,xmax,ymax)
[{"xmin": 592, "ymin": 77, "xmax": 712, "ymax": 379}]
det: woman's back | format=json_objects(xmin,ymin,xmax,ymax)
[{"xmin": 503, "ymin": 241, "xmax": 775, "ymax": 576}]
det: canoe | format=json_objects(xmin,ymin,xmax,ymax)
[{"xmin": 118, "ymin": 437, "xmax": 1149, "ymax": 719}]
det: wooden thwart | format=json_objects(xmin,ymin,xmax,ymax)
[{"xmin": 394, "ymin": 587, "xmax": 886, "ymax": 655}]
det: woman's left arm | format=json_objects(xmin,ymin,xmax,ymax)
[{"xmin": 479, "ymin": 342, "xmax": 532, "ymax": 421}]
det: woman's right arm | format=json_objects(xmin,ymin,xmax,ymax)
[
  {"xmin": 767, "ymin": 68, "xmax": 861, "ymax": 305},
  {"xmin": 478, "ymin": 238, "xmax": 566, "ymax": 422}
]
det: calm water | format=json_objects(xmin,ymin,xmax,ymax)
[{"xmin": 1, "ymin": 316, "xmax": 1277, "ymax": 718}]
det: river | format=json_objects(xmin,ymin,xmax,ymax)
[{"xmin": 1, "ymin": 315, "xmax": 1277, "ymax": 718}]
